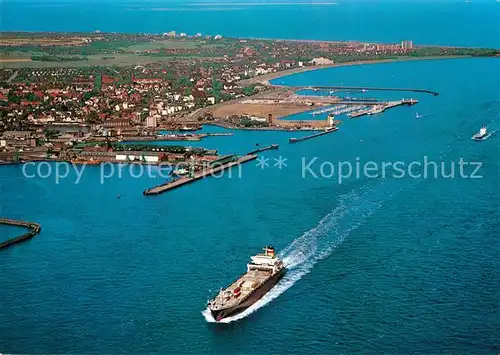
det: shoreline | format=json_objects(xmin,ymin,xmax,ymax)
[
  {"xmin": 2, "ymin": 31, "xmax": 499, "ymax": 50},
  {"xmin": 238, "ymin": 55, "xmax": 473, "ymax": 87}
]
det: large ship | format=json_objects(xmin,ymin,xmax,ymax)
[
  {"xmin": 208, "ymin": 246, "xmax": 285, "ymax": 322},
  {"xmin": 471, "ymin": 126, "xmax": 489, "ymax": 141}
]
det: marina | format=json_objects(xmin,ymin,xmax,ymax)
[
  {"xmin": 311, "ymin": 104, "xmax": 366, "ymax": 116},
  {"xmin": 348, "ymin": 99, "xmax": 418, "ymax": 118}
]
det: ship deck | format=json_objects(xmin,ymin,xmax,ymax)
[{"xmin": 213, "ymin": 269, "xmax": 272, "ymax": 309}]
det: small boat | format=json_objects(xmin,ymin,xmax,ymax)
[
  {"xmin": 471, "ymin": 126, "xmax": 490, "ymax": 141},
  {"xmin": 415, "ymin": 112, "xmax": 423, "ymax": 119}
]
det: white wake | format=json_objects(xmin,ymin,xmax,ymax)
[{"xmin": 203, "ymin": 184, "xmax": 389, "ymax": 323}]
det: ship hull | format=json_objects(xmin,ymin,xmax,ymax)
[
  {"xmin": 471, "ymin": 135, "xmax": 489, "ymax": 141},
  {"xmin": 210, "ymin": 268, "xmax": 285, "ymax": 322}
]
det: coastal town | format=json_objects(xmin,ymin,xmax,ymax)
[{"xmin": 1, "ymin": 32, "xmax": 498, "ymax": 167}]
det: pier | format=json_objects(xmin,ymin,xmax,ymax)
[
  {"xmin": 0, "ymin": 218, "xmax": 41, "ymax": 250},
  {"xmin": 247, "ymin": 144, "xmax": 279, "ymax": 155},
  {"xmin": 289, "ymin": 127, "xmax": 339, "ymax": 143},
  {"xmin": 144, "ymin": 154, "xmax": 258, "ymax": 196}
]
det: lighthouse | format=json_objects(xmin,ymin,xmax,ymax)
[{"xmin": 327, "ymin": 114, "xmax": 335, "ymax": 127}]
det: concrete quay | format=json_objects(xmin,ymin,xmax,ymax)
[
  {"xmin": 144, "ymin": 154, "xmax": 258, "ymax": 196},
  {"xmin": 289, "ymin": 127, "xmax": 339, "ymax": 143}
]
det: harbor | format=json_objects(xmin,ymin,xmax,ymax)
[{"xmin": 0, "ymin": 218, "xmax": 41, "ymax": 250}]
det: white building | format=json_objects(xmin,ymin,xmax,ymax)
[
  {"xmin": 310, "ymin": 57, "xmax": 334, "ymax": 65},
  {"xmin": 146, "ymin": 116, "xmax": 157, "ymax": 127}
]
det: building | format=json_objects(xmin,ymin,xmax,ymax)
[
  {"xmin": 1, "ymin": 131, "xmax": 32, "ymax": 140},
  {"xmin": 401, "ymin": 40, "xmax": 414, "ymax": 50},
  {"xmin": 146, "ymin": 116, "xmax": 157, "ymax": 128},
  {"xmin": 103, "ymin": 119, "xmax": 130, "ymax": 129},
  {"xmin": 310, "ymin": 57, "xmax": 334, "ymax": 65}
]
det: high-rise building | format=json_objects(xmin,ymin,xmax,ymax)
[{"xmin": 401, "ymin": 40, "xmax": 414, "ymax": 50}]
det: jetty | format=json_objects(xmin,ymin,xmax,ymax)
[
  {"xmin": 0, "ymin": 218, "xmax": 41, "ymax": 250},
  {"xmin": 247, "ymin": 144, "xmax": 279, "ymax": 155},
  {"xmin": 144, "ymin": 154, "xmax": 258, "ymax": 195},
  {"xmin": 289, "ymin": 127, "xmax": 339, "ymax": 143}
]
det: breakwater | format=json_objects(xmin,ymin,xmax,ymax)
[
  {"xmin": 0, "ymin": 218, "xmax": 41, "ymax": 250},
  {"xmin": 300, "ymin": 86, "xmax": 439, "ymax": 96}
]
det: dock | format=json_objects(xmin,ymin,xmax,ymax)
[
  {"xmin": 0, "ymin": 218, "xmax": 41, "ymax": 250},
  {"xmin": 247, "ymin": 144, "xmax": 279, "ymax": 155},
  {"xmin": 144, "ymin": 154, "xmax": 258, "ymax": 196},
  {"xmin": 289, "ymin": 127, "xmax": 339, "ymax": 143}
]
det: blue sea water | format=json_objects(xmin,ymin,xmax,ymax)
[
  {"xmin": 2, "ymin": 0, "xmax": 500, "ymax": 48},
  {"xmin": 1, "ymin": 56, "xmax": 499, "ymax": 353},
  {"xmin": 1, "ymin": 1, "xmax": 500, "ymax": 353}
]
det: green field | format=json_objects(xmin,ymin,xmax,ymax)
[
  {"xmin": 122, "ymin": 39, "xmax": 226, "ymax": 51},
  {"xmin": 123, "ymin": 40, "xmax": 200, "ymax": 51},
  {"xmin": 0, "ymin": 53, "xmax": 226, "ymax": 69}
]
